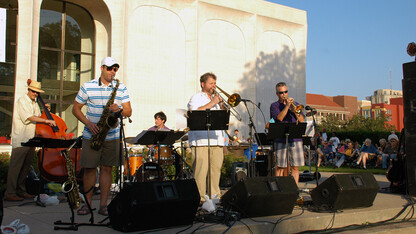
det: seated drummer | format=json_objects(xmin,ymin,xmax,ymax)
[
  {"xmin": 148, "ymin": 111, "xmax": 170, "ymax": 131},
  {"xmin": 147, "ymin": 111, "xmax": 182, "ymax": 178}
]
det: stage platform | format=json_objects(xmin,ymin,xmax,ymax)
[{"xmin": 2, "ymin": 172, "xmax": 416, "ymax": 233}]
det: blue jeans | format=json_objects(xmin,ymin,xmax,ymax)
[{"xmin": 382, "ymin": 153, "xmax": 396, "ymax": 169}]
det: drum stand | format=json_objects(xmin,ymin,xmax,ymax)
[{"xmin": 174, "ymin": 139, "xmax": 194, "ymax": 179}]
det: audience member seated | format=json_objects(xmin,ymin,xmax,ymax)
[
  {"xmin": 356, "ymin": 138, "xmax": 379, "ymax": 169},
  {"xmin": 334, "ymin": 139, "xmax": 346, "ymax": 161},
  {"xmin": 334, "ymin": 139, "xmax": 357, "ymax": 168},
  {"xmin": 375, "ymin": 138, "xmax": 388, "ymax": 168},
  {"xmin": 316, "ymin": 141, "xmax": 335, "ymax": 167},
  {"xmin": 329, "ymin": 132, "xmax": 340, "ymax": 149},
  {"xmin": 381, "ymin": 134, "xmax": 399, "ymax": 169}
]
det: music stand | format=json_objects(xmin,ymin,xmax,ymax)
[
  {"xmin": 131, "ymin": 130, "xmax": 186, "ymax": 181},
  {"xmin": 268, "ymin": 123, "xmax": 307, "ymax": 176},
  {"xmin": 187, "ymin": 110, "xmax": 229, "ymax": 198}
]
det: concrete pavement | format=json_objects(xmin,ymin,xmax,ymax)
[{"xmin": 2, "ymin": 172, "xmax": 416, "ymax": 233}]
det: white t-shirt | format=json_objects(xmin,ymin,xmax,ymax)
[{"xmin": 329, "ymin": 136, "xmax": 340, "ymax": 149}]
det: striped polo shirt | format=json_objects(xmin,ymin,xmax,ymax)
[{"xmin": 75, "ymin": 78, "xmax": 130, "ymax": 140}]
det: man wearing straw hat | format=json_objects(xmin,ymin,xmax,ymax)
[{"xmin": 4, "ymin": 79, "xmax": 56, "ymax": 201}]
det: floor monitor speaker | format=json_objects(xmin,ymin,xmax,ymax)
[
  {"xmin": 231, "ymin": 162, "xmax": 248, "ymax": 185},
  {"xmin": 108, "ymin": 179, "xmax": 200, "ymax": 232},
  {"xmin": 311, "ymin": 173, "xmax": 379, "ymax": 210},
  {"xmin": 221, "ymin": 176, "xmax": 298, "ymax": 217}
]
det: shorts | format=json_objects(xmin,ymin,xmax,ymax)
[
  {"xmin": 275, "ymin": 141, "xmax": 304, "ymax": 167},
  {"xmin": 80, "ymin": 138, "xmax": 121, "ymax": 168}
]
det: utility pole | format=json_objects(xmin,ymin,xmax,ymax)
[{"xmin": 389, "ymin": 67, "xmax": 392, "ymax": 91}]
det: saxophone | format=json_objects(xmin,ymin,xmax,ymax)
[
  {"xmin": 61, "ymin": 139, "xmax": 81, "ymax": 210},
  {"xmin": 90, "ymin": 79, "xmax": 120, "ymax": 150}
]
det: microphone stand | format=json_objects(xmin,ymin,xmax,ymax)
[
  {"xmin": 117, "ymin": 111, "xmax": 130, "ymax": 190},
  {"xmin": 241, "ymin": 99, "xmax": 264, "ymax": 177},
  {"xmin": 308, "ymin": 109, "xmax": 321, "ymax": 187}
]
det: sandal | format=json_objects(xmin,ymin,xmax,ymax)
[
  {"xmin": 77, "ymin": 205, "xmax": 91, "ymax": 215},
  {"xmin": 98, "ymin": 206, "xmax": 108, "ymax": 216}
]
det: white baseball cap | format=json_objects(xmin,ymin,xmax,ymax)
[{"xmin": 101, "ymin": 57, "xmax": 119, "ymax": 67}]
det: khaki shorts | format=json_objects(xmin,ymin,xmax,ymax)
[{"xmin": 80, "ymin": 139, "xmax": 122, "ymax": 168}]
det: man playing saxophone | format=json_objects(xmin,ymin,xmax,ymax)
[
  {"xmin": 72, "ymin": 57, "xmax": 132, "ymax": 216},
  {"xmin": 270, "ymin": 82, "xmax": 304, "ymax": 184}
]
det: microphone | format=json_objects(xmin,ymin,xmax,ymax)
[
  {"xmin": 306, "ymin": 110, "xmax": 317, "ymax": 117},
  {"xmin": 258, "ymin": 102, "xmax": 261, "ymax": 108},
  {"xmin": 305, "ymin": 106, "xmax": 313, "ymax": 111}
]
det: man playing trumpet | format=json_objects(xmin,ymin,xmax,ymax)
[{"xmin": 270, "ymin": 82, "xmax": 305, "ymax": 184}]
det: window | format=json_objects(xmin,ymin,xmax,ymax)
[
  {"xmin": 0, "ymin": 0, "xmax": 17, "ymax": 140},
  {"xmin": 38, "ymin": 0, "xmax": 95, "ymax": 135}
]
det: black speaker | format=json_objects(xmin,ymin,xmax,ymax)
[
  {"xmin": 0, "ymin": 189, "xmax": 3, "ymax": 226},
  {"xmin": 403, "ymin": 78, "xmax": 416, "ymax": 135},
  {"xmin": 231, "ymin": 162, "xmax": 248, "ymax": 185},
  {"xmin": 221, "ymin": 176, "xmax": 298, "ymax": 217},
  {"xmin": 402, "ymin": 61, "xmax": 416, "ymax": 195},
  {"xmin": 311, "ymin": 173, "xmax": 379, "ymax": 210},
  {"xmin": 255, "ymin": 153, "xmax": 269, "ymax": 176},
  {"xmin": 108, "ymin": 179, "xmax": 200, "ymax": 232}
]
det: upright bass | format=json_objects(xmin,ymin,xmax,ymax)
[{"xmin": 36, "ymin": 94, "xmax": 82, "ymax": 182}]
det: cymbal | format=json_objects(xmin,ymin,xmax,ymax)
[
  {"xmin": 175, "ymin": 135, "xmax": 189, "ymax": 143},
  {"xmin": 125, "ymin": 137, "xmax": 137, "ymax": 144}
]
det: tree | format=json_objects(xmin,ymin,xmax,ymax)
[{"xmin": 318, "ymin": 112, "xmax": 395, "ymax": 133}]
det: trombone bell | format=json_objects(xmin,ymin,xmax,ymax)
[
  {"xmin": 214, "ymin": 85, "xmax": 242, "ymax": 121},
  {"xmin": 228, "ymin": 93, "xmax": 241, "ymax": 107},
  {"xmin": 215, "ymin": 86, "xmax": 241, "ymax": 107}
]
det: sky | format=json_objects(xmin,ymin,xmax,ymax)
[{"xmin": 268, "ymin": 0, "xmax": 416, "ymax": 100}]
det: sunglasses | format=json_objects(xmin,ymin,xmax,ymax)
[
  {"xmin": 29, "ymin": 89, "xmax": 39, "ymax": 94},
  {"xmin": 278, "ymin": 90, "xmax": 288, "ymax": 94},
  {"xmin": 105, "ymin": 66, "xmax": 119, "ymax": 72}
]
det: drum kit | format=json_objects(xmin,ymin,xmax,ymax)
[{"xmin": 124, "ymin": 134, "xmax": 191, "ymax": 182}]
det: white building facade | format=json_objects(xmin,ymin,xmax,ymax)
[{"xmin": 1, "ymin": 0, "xmax": 307, "ymax": 140}]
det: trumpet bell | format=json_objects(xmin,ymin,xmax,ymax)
[{"xmin": 294, "ymin": 104, "xmax": 304, "ymax": 113}]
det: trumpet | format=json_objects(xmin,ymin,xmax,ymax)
[
  {"xmin": 288, "ymin": 99, "xmax": 304, "ymax": 122},
  {"xmin": 213, "ymin": 86, "xmax": 242, "ymax": 121},
  {"xmin": 290, "ymin": 102, "xmax": 304, "ymax": 114}
]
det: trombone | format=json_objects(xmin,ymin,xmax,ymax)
[{"xmin": 213, "ymin": 86, "xmax": 242, "ymax": 121}]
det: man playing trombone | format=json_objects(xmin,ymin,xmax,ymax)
[
  {"xmin": 187, "ymin": 72, "xmax": 226, "ymax": 202},
  {"xmin": 270, "ymin": 82, "xmax": 305, "ymax": 184}
]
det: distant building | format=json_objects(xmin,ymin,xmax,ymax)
[
  {"xmin": 306, "ymin": 94, "xmax": 357, "ymax": 123},
  {"xmin": 0, "ymin": 0, "xmax": 307, "ymax": 141},
  {"xmin": 359, "ymin": 97, "xmax": 404, "ymax": 132},
  {"xmin": 358, "ymin": 100, "xmax": 371, "ymax": 118},
  {"xmin": 366, "ymin": 89, "xmax": 402, "ymax": 104}
]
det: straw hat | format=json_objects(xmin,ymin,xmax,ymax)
[{"xmin": 27, "ymin": 79, "xmax": 45, "ymax": 93}]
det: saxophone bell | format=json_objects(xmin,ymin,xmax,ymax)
[
  {"xmin": 60, "ymin": 148, "xmax": 81, "ymax": 210},
  {"xmin": 106, "ymin": 109, "xmax": 123, "ymax": 128}
]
